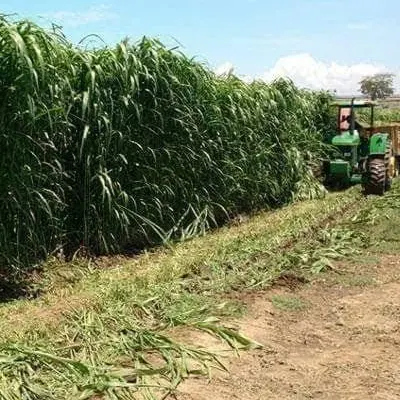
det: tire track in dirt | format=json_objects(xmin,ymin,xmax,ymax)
[{"xmin": 174, "ymin": 255, "xmax": 400, "ymax": 400}]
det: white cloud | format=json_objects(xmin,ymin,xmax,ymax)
[
  {"xmin": 45, "ymin": 4, "xmax": 116, "ymax": 27},
  {"xmin": 261, "ymin": 54, "xmax": 389, "ymax": 95},
  {"xmin": 215, "ymin": 62, "xmax": 234, "ymax": 76},
  {"xmin": 215, "ymin": 62, "xmax": 255, "ymax": 83},
  {"xmin": 216, "ymin": 54, "xmax": 399, "ymax": 95}
]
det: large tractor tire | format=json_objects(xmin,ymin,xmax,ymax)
[
  {"xmin": 365, "ymin": 140, "xmax": 394, "ymax": 195},
  {"xmin": 365, "ymin": 158, "xmax": 386, "ymax": 195}
]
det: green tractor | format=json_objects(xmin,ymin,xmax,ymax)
[{"xmin": 323, "ymin": 98, "xmax": 398, "ymax": 194}]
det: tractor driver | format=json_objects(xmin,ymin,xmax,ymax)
[{"xmin": 341, "ymin": 114, "xmax": 363, "ymax": 132}]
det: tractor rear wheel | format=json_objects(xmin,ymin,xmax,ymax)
[
  {"xmin": 365, "ymin": 141, "xmax": 393, "ymax": 195},
  {"xmin": 365, "ymin": 158, "xmax": 386, "ymax": 195}
]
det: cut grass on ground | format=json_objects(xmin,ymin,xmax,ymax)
[{"xmin": 2, "ymin": 184, "xmax": 400, "ymax": 399}]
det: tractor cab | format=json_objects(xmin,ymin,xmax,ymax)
[
  {"xmin": 324, "ymin": 98, "xmax": 396, "ymax": 194},
  {"xmin": 336, "ymin": 98, "xmax": 375, "ymax": 133}
]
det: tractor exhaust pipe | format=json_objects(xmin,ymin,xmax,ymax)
[{"xmin": 350, "ymin": 97, "xmax": 356, "ymax": 135}]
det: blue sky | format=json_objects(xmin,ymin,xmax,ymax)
[{"xmin": 1, "ymin": 0, "xmax": 398, "ymax": 93}]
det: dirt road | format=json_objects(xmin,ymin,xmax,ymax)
[{"xmin": 176, "ymin": 254, "xmax": 400, "ymax": 400}]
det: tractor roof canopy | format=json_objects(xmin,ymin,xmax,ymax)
[{"xmin": 332, "ymin": 99, "xmax": 377, "ymax": 108}]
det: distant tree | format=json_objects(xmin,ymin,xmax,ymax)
[{"xmin": 359, "ymin": 73, "xmax": 395, "ymax": 100}]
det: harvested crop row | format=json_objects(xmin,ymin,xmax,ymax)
[
  {"xmin": 0, "ymin": 186, "xmax": 362, "ymax": 400},
  {"xmin": 0, "ymin": 16, "xmax": 331, "ymax": 274}
]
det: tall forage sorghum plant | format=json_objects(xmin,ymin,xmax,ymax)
[{"xmin": 0, "ymin": 16, "xmax": 332, "ymax": 276}]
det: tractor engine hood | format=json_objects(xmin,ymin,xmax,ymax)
[{"xmin": 332, "ymin": 130, "xmax": 361, "ymax": 146}]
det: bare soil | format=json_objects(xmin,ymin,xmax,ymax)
[{"xmin": 174, "ymin": 254, "xmax": 400, "ymax": 400}]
